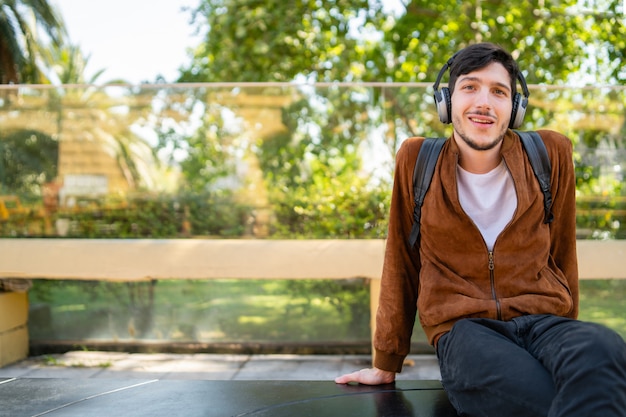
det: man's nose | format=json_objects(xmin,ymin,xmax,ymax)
[{"xmin": 474, "ymin": 89, "xmax": 492, "ymax": 108}]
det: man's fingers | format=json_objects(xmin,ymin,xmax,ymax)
[
  {"xmin": 334, "ymin": 369, "xmax": 364, "ymax": 384},
  {"xmin": 335, "ymin": 368, "xmax": 381, "ymax": 385},
  {"xmin": 335, "ymin": 367, "xmax": 396, "ymax": 385}
]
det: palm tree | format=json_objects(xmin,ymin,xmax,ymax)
[
  {"xmin": 0, "ymin": 12, "xmax": 161, "ymax": 201},
  {"xmin": 41, "ymin": 41, "xmax": 164, "ymax": 193},
  {"xmin": 0, "ymin": 0, "xmax": 65, "ymax": 84}
]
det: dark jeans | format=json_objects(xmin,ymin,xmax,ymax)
[{"xmin": 436, "ymin": 315, "xmax": 626, "ymax": 417}]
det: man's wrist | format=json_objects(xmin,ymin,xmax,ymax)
[{"xmin": 373, "ymin": 367, "xmax": 396, "ymax": 383}]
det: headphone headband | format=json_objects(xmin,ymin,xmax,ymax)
[
  {"xmin": 432, "ymin": 54, "xmax": 457, "ymax": 92},
  {"xmin": 516, "ymin": 70, "xmax": 530, "ymax": 100}
]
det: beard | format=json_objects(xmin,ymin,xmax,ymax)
[
  {"xmin": 457, "ymin": 130, "xmax": 505, "ymax": 151},
  {"xmin": 452, "ymin": 113, "xmax": 508, "ymax": 151}
]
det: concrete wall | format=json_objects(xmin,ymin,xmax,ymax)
[{"xmin": 0, "ymin": 292, "xmax": 28, "ymax": 367}]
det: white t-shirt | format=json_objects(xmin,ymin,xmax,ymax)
[{"xmin": 457, "ymin": 161, "xmax": 517, "ymax": 251}]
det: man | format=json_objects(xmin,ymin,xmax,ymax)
[{"xmin": 335, "ymin": 43, "xmax": 626, "ymax": 417}]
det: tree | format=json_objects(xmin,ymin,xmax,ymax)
[
  {"xmin": 1, "ymin": 2, "xmax": 163, "ymax": 197},
  {"xmin": 179, "ymin": 0, "xmax": 387, "ymax": 83},
  {"xmin": 173, "ymin": 0, "xmax": 625, "ymax": 238},
  {"xmin": 183, "ymin": 0, "xmax": 625, "ymax": 85},
  {"xmin": 383, "ymin": 0, "xmax": 625, "ymax": 85},
  {"xmin": 175, "ymin": 1, "xmax": 394, "ymax": 236},
  {"xmin": 0, "ymin": 0, "xmax": 65, "ymax": 84},
  {"xmin": 46, "ymin": 42, "xmax": 163, "ymax": 191},
  {"xmin": 0, "ymin": 129, "xmax": 57, "ymax": 195}
]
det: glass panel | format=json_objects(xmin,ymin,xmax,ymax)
[
  {"xmin": 0, "ymin": 83, "xmax": 624, "ymax": 239},
  {"xmin": 27, "ymin": 278, "xmax": 626, "ymax": 348},
  {"xmin": 28, "ymin": 278, "xmax": 373, "ymax": 351}
]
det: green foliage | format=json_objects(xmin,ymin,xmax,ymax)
[
  {"xmin": 178, "ymin": 106, "xmax": 239, "ymax": 192},
  {"xmin": 178, "ymin": 191, "xmax": 253, "ymax": 237},
  {"xmin": 0, "ymin": 0, "xmax": 66, "ymax": 83},
  {"xmin": 266, "ymin": 158, "xmax": 390, "ymax": 238},
  {"xmin": 579, "ymin": 279, "xmax": 626, "ymax": 336},
  {"xmin": 59, "ymin": 197, "xmax": 182, "ymax": 238},
  {"xmin": 183, "ymin": 1, "xmax": 626, "ymax": 85},
  {"xmin": 0, "ymin": 129, "xmax": 58, "ymax": 195},
  {"xmin": 28, "ymin": 279, "xmax": 373, "ymax": 344},
  {"xmin": 27, "ymin": 278, "xmax": 626, "ymax": 345},
  {"xmin": 255, "ymin": 87, "xmax": 392, "ymax": 238},
  {"xmin": 385, "ymin": 1, "xmax": 625, "ymax": 85},
  {"xmin": 181, "ymin": 0, "xmax": 386, "ymax": 82},
  {"xmin": 0, "ymin": 191, "xmax": 254, "ymax": 238},
  {"xmin": 572, "ymin": 122, "xmax": 625, "ymax": 239}
]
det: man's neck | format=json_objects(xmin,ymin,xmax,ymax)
[{"xmin": 454, "ymin": 135, "xmax": 503, "ymax": 174}]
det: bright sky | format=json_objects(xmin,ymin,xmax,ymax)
[{"xmin": 52, "ymin": 0, "xmax": 201, "ymax": 84}]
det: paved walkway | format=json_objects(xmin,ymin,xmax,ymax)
[{"xmin": 0, "ymin": 351, "xmax": 441, "ymax": 381}]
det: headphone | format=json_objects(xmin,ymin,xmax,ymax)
[{"xmin": 433, "ymin": 54, "xmax": 530, "ymax": 129}]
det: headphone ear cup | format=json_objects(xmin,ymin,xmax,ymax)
[
  {"xmin": 509, "ymin": 93, "xmax": 528, "ymax": 129},
  {"xmin": 435, "ymin": 87, "xmax": 452, "ymax": 124}
]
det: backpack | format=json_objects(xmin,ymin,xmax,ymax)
[{"xmin": 408, "ymin": 130, "xmax": 554, "ymax": 248}]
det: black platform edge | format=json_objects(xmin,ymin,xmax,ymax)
[{"xmin": 29, "ymin": 340, "xmax": 436, "ymax": 356}]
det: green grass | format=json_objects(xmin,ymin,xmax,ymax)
[
  {"xmin": 578, "ymin": 279, "xmax": 626, "ymax": 338},
  {"xmin": 28, "ymin": 278, "xmax": 626, "ymax": 348},
  {"xmin": 28, "ymin": 279, "xmax": 371, "ymax": 344}
]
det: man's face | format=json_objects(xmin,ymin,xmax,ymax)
[{"xmin": 450, "ymin": 62, "xmax": 513, "ymax": 151}]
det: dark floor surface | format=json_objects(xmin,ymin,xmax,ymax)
[
  {"xmin": 0, "ymin": 378, "xmax": 455, "ymax": 417},
  {"xmin": 0, "ymin": 352, "xmax": 452, "ymax": 417}
]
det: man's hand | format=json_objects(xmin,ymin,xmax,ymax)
[{"xmin": 334, "ymin": 367, "xmax": 396, "ymax": 385}]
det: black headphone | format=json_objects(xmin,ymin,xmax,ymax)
[{"xmin": 433, "ymin": 54, "xmax": 530, "ymax": 129}]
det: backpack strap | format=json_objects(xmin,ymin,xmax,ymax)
[
  {"xmin": 515, "ymin": 130, "xmax": 554, "ymax": 224},
  {"xmin": 407, "ymin": 131, "xmax": 554, "ymax": 249},
  {"xmin": 408, "ymin": 138, "xmax": 446, "ymax": 248}
]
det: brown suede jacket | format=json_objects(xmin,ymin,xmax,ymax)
[{"xmin": 374, "ymin": 129, "xmax": 579, "ymax": 374}]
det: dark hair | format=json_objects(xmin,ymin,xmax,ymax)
[{"xmin": 448, "ymin": 43, "xmax": 520, "ymax": 98}]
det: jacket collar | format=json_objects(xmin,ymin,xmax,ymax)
[{"xmin": 440, "ymin": 129, "xmax": 526, "ymax": 205}]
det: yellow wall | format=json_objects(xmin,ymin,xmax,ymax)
[{"xmin": 0, "ymin": 292, "xmax": 29, "ymax": 367}]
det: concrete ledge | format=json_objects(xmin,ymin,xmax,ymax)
[
  {"xmin": 576, "ymin": 240, "xmax": 626, "ymax": 279},
  {"xmin": 0, "ymin": 238, "xmax": 624, "ymax": 281},
  {"xmin": 0, "ymin": 239, "xmax": 386, "ymax": 281}
]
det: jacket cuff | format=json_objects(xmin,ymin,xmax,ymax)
[{"xmin": 373, "ymin": 349, "xmax": 406, "ymax": 373}]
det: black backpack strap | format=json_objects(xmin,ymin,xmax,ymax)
[
  {"xmin": 515, "ymin": 130, "xmax": 554, "ymax": 224},
  {"xmin": 408, "ymin": 138, "xmax": 446, "ymax": 248}
]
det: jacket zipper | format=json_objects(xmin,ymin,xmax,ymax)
[
  {"xmin": 454, "ymin": 152, "xmax": 505, "ymax": 321},
  {"xmin": 488, "ymin": 156, "xmax": 513, "ymax": 322},
  {"xmin": 488, "ymin": 251, "xmax": 502, "ymax": 320}
]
